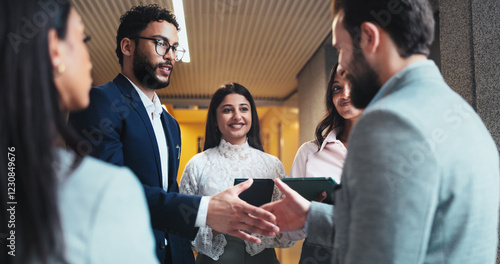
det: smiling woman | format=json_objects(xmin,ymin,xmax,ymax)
[
  {"xmin": 203, "ymin": 83, "xmax": 263, "ymax": 151},
  {"xmin": 179, "ymin": 83, "xmax": 296, "ymax": 263},
  {"xmin": 215, "ymin": 93, "xmax": 253, "ymax": 146},
  {"xmin": 285, "ymin": 63, "xmax": 363, "ymax": 264}
]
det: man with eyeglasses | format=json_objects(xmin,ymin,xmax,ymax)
[{"xmin": 69, "ymin": 4, "xmax": 279, "ymax": 264}]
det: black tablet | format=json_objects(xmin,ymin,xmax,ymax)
[
  {"xmin": 234, "ymin": 178, "xmax": 275, "ymax": 207},
  {"xmin": 282, "ymin": 177, "xmax": 339, "ymax": 204}
]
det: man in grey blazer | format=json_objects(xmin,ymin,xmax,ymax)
[{"xmin": 263, "ymin": 0, "xmax": 500, "ymax": 263}]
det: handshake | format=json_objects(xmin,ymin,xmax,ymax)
[{"xmin": 207, "ymin": 178, "xmax": 311, "ymax": 243}]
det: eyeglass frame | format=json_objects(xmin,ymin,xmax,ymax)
[{"xmin": 129, "ymin": 36, "xmax": 186, "ymax": 62}]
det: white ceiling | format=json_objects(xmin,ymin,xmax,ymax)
[{"xmin": 73, "ymin": 0, "xmax": 333, "ymax": 107}]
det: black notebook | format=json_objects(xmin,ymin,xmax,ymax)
[
  {"xmin": 233, "ymin": 178, "xmax": 275, "ymax": 207},
  {"xmin": 282, "ymin": 177, "xmax": 339, "ymax": 204}
]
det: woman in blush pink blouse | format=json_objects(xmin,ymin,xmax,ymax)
[{"xmin": 289, "ymin": 63, "xmax": 363, "ymax": 264}]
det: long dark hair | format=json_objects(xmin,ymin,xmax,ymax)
[
  {"xmin": 1, "ymin": 1, "xmax": 80, "ymax": 263},
  {"xmin": 204, "ymin": 83, "xmax": 263, "ymax": 151},
  {"xmin": 314, "ymin": 64, "xmax": 345, "ymax": 149}
]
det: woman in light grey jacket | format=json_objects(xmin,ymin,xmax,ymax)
[{"xmin": 0, "ymin": 1, "xmax": 158, "ymax": 263}]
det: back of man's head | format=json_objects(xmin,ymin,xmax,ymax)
[
  {"xmin": 115, "ymin": 4, "xmax": 180, "ymax": 66},
  {"xmin": 331, "ymin": 0, "xmax": 434, "ymax": 58}
]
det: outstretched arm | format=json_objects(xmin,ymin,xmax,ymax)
[
  {"xmin": 69, "ymin": 87, "xmax": 201, "ymax": 238},
  {"xmin": 207, "ymin": 178, "xmax": 280, "ymax": 244},
  {"xmin": 261, "ymin": 178, "xmax": 311, "ymax": 232}
]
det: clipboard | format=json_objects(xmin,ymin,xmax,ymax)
[
  {"xmin": 281, "ymin": 177, "xmax": 338, "ymax": 204},
  {"xmin": 234, "ymin": 178, "xmax": 274, "ymax": 207}
]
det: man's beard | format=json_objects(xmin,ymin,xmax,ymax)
[
  {"xmin": 133, "ymin": 48, "xmax": 171, "ymax": 90},
  {"xmin": 344, "ymin": 51, "xmax": 381, "ymax": 109}
]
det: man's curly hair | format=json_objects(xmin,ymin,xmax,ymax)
[{"xmin": 115, "ymin": 4, "xmax": 180, "ymax": 66}]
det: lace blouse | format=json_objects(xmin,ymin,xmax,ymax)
[{"xmin": 179, "ymin": 139, "xmax": 295, "ymax": 260}]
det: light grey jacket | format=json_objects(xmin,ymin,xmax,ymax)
[
  {"xmin": 55, "ymin": 150, "xmax": 159, "ymax": 264},
  {"xmin": 307, "ymin": 60, "xmax": 500, "ymax": 264}
]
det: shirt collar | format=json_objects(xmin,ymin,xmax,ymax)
[
  {"xmin": 218, "ymin": 138, "xmax": 251, "ymax": 160},
  {"xmin": 122, "ymin": 74, "xmax": 163, "ymax": 119},
  {"xmin": 367, "ymin": 60, "xmax": 436, "ymax": 109},
  {"xmin": 319, "ymin": 128, "xmax": 342, "ymax": 151}
]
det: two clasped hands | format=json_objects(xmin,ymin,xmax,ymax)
[{"xmin": 208, "ymin": 178, "xmax": 311, "ymax": 243}]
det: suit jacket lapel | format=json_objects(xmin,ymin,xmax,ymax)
[
  {"xmin": 161, "ymin": 111, "xmax": 179, "ymax": 192},
  {"xmin": 113, "ymin": 74, "xmax": 164, "ymax": 186}
]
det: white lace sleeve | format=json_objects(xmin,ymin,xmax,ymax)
[
  {"xmin": 191, "ymin": 227, "xmax": 227, "ymax": 260},
  {"xmin": 179, "ymin": 155, "xmax": 228, "ymax": 261},
  {"xmin": 271, "ymin": 157, "xmax": 287, "ymax": 201},
  {"xmin": 179, "ymin": 159, "xmax": 199, "ymax": 195},
  {"xmin": 245, "ymin": 157, "xmax": 295, "ymax": 255}
]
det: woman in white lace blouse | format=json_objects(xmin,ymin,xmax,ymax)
[{"xmin": 180, "ymin": 83, "xmax": 295, "ymax": 263}]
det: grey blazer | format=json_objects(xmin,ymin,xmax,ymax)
[
  {"xmin": 307, "ymin": 60, "xmax": 500, "ymax": 264},
  {"xmin": 56, "ymin": 150, "xmax": 159, "ymax": 264}
]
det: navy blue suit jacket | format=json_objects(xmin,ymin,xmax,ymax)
[{"xmin": 69, "ymin": 74, "xmax": 200, "ymax": 264}]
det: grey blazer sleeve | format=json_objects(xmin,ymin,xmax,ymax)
[
  {"xmin": 88, "ymin": 168, "xmax": 159, "ymax": 263},
  {"xmin": 305, "ymin": 202, "xmax": 335, "ymax": 248},
  {"xmin": 59, "ymin": 159, "xmax": 159, "ymax": 264},
  {"xmin": 335, "ymin": 109, "xmax": 440, "ymax": 264}
]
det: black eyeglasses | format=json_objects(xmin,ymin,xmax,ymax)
[{"xmin": 130, "ymin": 36, "xmax": 186, "ymax": 62}]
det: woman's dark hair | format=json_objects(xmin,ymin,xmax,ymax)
[
  {"xmin": 1, "ymin": 1, "xmax": 80, "ymax": 263},
  {"xmin": 204, "ymin": 83, "xmax": 264, "ymax": 151},
  {"xmin": 331, "ymin": 0, "xmax": 434, "ymax": 58},
  {"xmin": 116, "ymin": 4, "xmax": 180, "ymax": 66},
  {"xmin": 314, "ymin": 64, "xmax": 345, "ymax": 149}
]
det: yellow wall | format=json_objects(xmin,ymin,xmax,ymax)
[
  {"xmin": 259, "ymin": 107, "xmax": 299, "ymax": 175},
  {"xmin": 178, "ymin": 122, "xmax": 206, "ymax": 182},
  {"xmin": 259, "ymin": 106, "xmax": 303, "ymax": 263}
]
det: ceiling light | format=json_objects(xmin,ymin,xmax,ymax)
[{"xmin": 172, "ymin": 0, "xmax": 190, "ymax": 63}]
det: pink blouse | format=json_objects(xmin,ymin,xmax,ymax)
[
  {"xmin": 283, "ymin": 128, "xmax": 347, "ymax": 241},
  {"xmin": 289, "ymin": 128, "xmax": 346, "ymax": 183}
]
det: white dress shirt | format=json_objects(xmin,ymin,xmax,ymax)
[
  {"xmin": 131, "ymin": 82, "xmax": 169, "ymax": 192},
  {"xmin": 124, "ymin": 75, "xmax": 209, "ymax": 231}
]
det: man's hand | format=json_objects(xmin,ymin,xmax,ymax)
[
  {"xmin": 206, "ymin": 178, "xmax": 279, "ymax": 244},
  {"xmin": 314, "ymin": 191, "xmax": 327, "ymax": 203},
  {"xmin": 261, "ymin": 179, "xmax": 311, "ymax": 232}
]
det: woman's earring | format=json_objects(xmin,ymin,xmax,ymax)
[
  {"xmin": 57, "ymin": 64, "xmax": 66, "ymax": 74},
  {"xmin": 53, "ymin": 58, "xmax": 65, "ymax": 74}
]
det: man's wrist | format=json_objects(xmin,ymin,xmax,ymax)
[{"xmin": 194, "ymin": 196, "xmax": 210, "ymax": 227}]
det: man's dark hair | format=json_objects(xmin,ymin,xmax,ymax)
[
  {"xmin": 116, "ymin": 4, "xmax": 180, "ymax": 66},
  {"xmin": 331, "ymin": 0, "xmax": 434, "ymax": 58}
]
